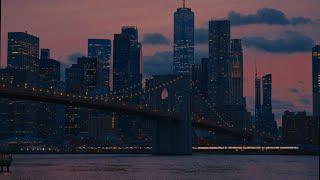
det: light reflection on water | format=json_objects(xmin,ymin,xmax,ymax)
[{"xmin": 0, "ymin": 154, "xmax": 318, "ymax": 180}]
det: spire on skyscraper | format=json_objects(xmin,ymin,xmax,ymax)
[{"xmin": 255, "ymin": 60, "xmax": 259, "ymax": 78}]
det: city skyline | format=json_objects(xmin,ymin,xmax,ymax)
[
  {"xmin": 0, "ymin": 1, "xmax": 318, "ymax": 179},
  {"xmin": 1, "ymin": 0, "xmax": 320, "ymax": 123}
]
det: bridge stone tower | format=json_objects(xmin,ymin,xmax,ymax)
[{"xmin": 147, "ymin": 75, "xmax": 192, "ymax": 155}]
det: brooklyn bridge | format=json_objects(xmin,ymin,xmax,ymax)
[{"xmin": 0, "ymin": 75, "xmax": 274, "ymax": 155}]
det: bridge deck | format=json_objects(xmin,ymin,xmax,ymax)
[
  {"xmin": 0, "ymin": 86, "xmax": 179, "ymax": 120},
  {"xmin": 0, "ymin": 85, "xmax": 275, "ymax": 142}
]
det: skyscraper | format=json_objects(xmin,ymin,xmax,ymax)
[
  {"xmin": 261, "ymin": 74, "xmax": 277, "ymax": 135},
  {"xmin": 112, "ymin": 33, "xmax": 131, "ymax": 91},
  {"xmin": 38, "ymin": 53, "xmax": 62, "ymax": 139},
  {"xmin": 262, "ymin": 74, "xmax": 272, "ymax": 114},
  {"xmin": 312, "ymin": 45, "xmax": 320, "ymax": 117},
  {"xmin": 64, "ymin": 57, "xmax": 103, "ymax": 140},
  {"xmin": 255, "ymin": 75, "xmax": 262, "ymax": 131},
  {"xmin": 112, "ymin": 27, "xmax": 143, "ymax": 142},
  {"xmin": 112, "ymin": 27, "xmax": 142, "ymax": 93},
  {"xmin": 121, "ymin": 26, "xmax": 143, "ymax": 96},
  {"xmin": 6, "ymin": 32, "xmax": 40, "ymax": 138},
  {"xmin": 88, "ymin": 39, "xmax": 111, "ymax": 89},
  {"xmin": 173, "ymin": 0, "xmax": 194, "ymax": 74},
  {"xmin": 65, "ymin": 63, "xmax": 83, "ymax": 139},
  {"xmin": 78, "ymin": 57, "xmax": 103, "ymax": 94},
  {"xmin": 88, "ymin": 39, "xmax": 111, "ymax": 64},
  {"xmin": 208, "ymin": 20, "xmax": 231, "ymax": 106},
  {"xmin": 230, "ymin": 39, "xmax": 243, "ymax": 105},
  {"xmin": 7, "ymin": 32, "xmax": 39, "ymax": 73},
  {"xmin": 40, "ymin": 48, "xmax": 50, "ymax": 60},
  {"xmin": 39, "ymin": 58, "xmax": 60, "ymax": 88},
  {"xmin": 0, "ymin": 68, "xmax": 39, "ymax": 137}
]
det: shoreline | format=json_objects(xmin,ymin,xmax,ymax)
[{"xmin": 9, "ymin": 151, "xmax": 319, "ymax": 156}]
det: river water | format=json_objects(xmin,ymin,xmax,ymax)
[{"xmin": 0, "ymin": 154, "xmax": 318, "ymax": 180}]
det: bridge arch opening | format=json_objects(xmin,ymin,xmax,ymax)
[{"xmin": 161, "ymin": 88, "xmax": 169, "ymax": 100}]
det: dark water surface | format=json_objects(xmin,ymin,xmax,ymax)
[{"xmin": 0, "ymin": 154, "xmax": 318, "ymax": 180}]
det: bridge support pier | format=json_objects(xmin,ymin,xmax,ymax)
[
  {"xmin": 152, "ymin": 116, "xmax": 192, "ymax": 155},
  {"xmin": 152, "ymin": 75, "xmax": 192, "ymax": 155}
]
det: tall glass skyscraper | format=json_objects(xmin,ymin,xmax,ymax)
[
  {"xmin": 255, "ymin": 75, "xmax": 262, "ymax": 131},
  {"xmin": 112, "ymin": 27, "xmax": 142, "ymax": 92},
  {"xmin": 88, "ymin": 39, "xmax": 111, "ymax": 65},
  {"xmin": 7, "ymin": 32, "xmax": 39, "ymax": 73},
  {"xmin": 121, "ymin": 26, "xmax": 143, "ymax": 92},
  {"xmin": 312, "ymin": 45, "xmax": 320, "ymax": 117},
  {"xmin": 173, "ymin": 1, "xmax": 194, "ymax": 74},
  {"xmin": 39, "ymin": 57, "xmax": 60, "ymax": 88},
  {"xmin": 88, "ymin": 39, "xmax": 111, "ymax": 89},
  {"xmin": 65, "ymin": 57, "xmax": 103, "ymax": 139},
  {"xmin": 262, "ymin": 74, "xmax": 277, "ymax": 136},
  {"xmin": 40, "ymin": 48, "xmax": 50, "ymax": 60},
  {"xmin": 230, "ymin": 39, "xmax": 243, "ymax": 105},
  {"xmin": 5, "ymin": 32, "xmax": 40, "ymax": 138},
  {"xmin": 262, "ymin": 74, "xmax": 272, "ymax": 114},
  {"xmin": 112, "ymin": 32, "xmax": 131, "ymax": 91},
  {"xmin": 208, "ymin": 20, "xmax": 231, "ymax": 106}
]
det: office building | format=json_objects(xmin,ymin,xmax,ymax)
[
  {"xmin": 0, "ymin": 68, "xmax": 39, "ymax": 137},
  {"xmin": 208, "ymin": 20, "xmax": 231, "ymax": 107},
  {"xmin": 282, "ymin": 111, "xmax": 319, "ymax": 145},
  {"xmin": 173, "ymin": 1, "xmax": 194, "ymax": 74},
  {"xmin": 312, "ymin": 45, "xmax": 320, "ymax": 117},
  {"xmin": 88, "ymin": 39, "xmax": 111, "ymax": 64},
  {"xmin": 88, "ymin": 39, "xmax": 111, "ymax": 89},
  {"xmin": 77, "ymin": 57, "xmax": 103, "ymax": 94},
  {"xmin": 262, "ymin": 74, "xmax": 277, "ymax": 135},
  {"xmin": 230, "ymin": 39, "xmax": 243, "ymax": 105},
  {"xmin": 7, "ymin": 32, "xmax": 39, "ymax": 73},
  {"xmin": 112, "ymin": 33, "xmax": 131, "ymax": 91},
  {"xmin": 122, "ymin": 26, "xmax": 143, "ymax": 95},
  {"xmin": 255, "ymin": 75, "xmax": 262, "ymax": 132},
  {"xmin": 39, "ymin": 58, "xmax": 60, "ymax": 88},
  {"xmin": 64, "ymin": 57, "xmax": 103, "ymax": 141},
  {"xmin": 40, "ymin": 48, "xmax": 50, "ymax": 60}
]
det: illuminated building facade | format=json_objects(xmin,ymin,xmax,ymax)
[
  {"xmin": 230, "ymin": 39, "xmax": 243, "ymax": 105},
  {"xmin": 64, "ymin": 57, "xmax": 103, "ymax": 141},
  {"xmin": 208, "ymin": 20, "xmax": 231, "ymax": 107},
  {"xmin": 255, "ymin": 76, "xmax": 262, "ymax": 131},
  {"xmin": 7, "ymin": 32, "xmax": 39, "ymax": 73},
  {"xmin": 77, "ymin": 57, "xmax": 103, "ymax": 94},
  {"xmin": 262, "ymin": 74, "xmax": 277, "ymax": 136},
  {"xmin": 112, "ymin": 32, "xmax": 131, "ymax": 91},
  {"xmin": 39, "ymin": 57, "xmax": 60, "ymax": 88},
  {"xmin": 121, "ymin": 26, "xmax": 143, "ymax": 103},
  {"xmin": 5, "ymin": 32, "xmax": 40, "ymax": 138},
  {"xmin": 173, "ymin": 1, "xmax": 194, "ymax": 74},
  {"xmin": 88, "ymin": 39, "xmax": 111, "ymax": 89},
  {"xmin": 312, "ymin": 45, "xmax": 320, "ymax": 117},
  {"xmin": 282, "ymin": 111, "xmax": 319, "ymax": 145},
  {"xmin": 40, "ymin": 48, "xmax": 50, "ymax": 60}
]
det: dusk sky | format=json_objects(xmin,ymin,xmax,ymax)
[{"xmin": 1, "ymin": 0, "xmax": 320, "ymax": 124}]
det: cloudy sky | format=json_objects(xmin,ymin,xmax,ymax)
[{"xmin": 1, "ymin": 0, "xmax": 320, "ymax": 124}]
